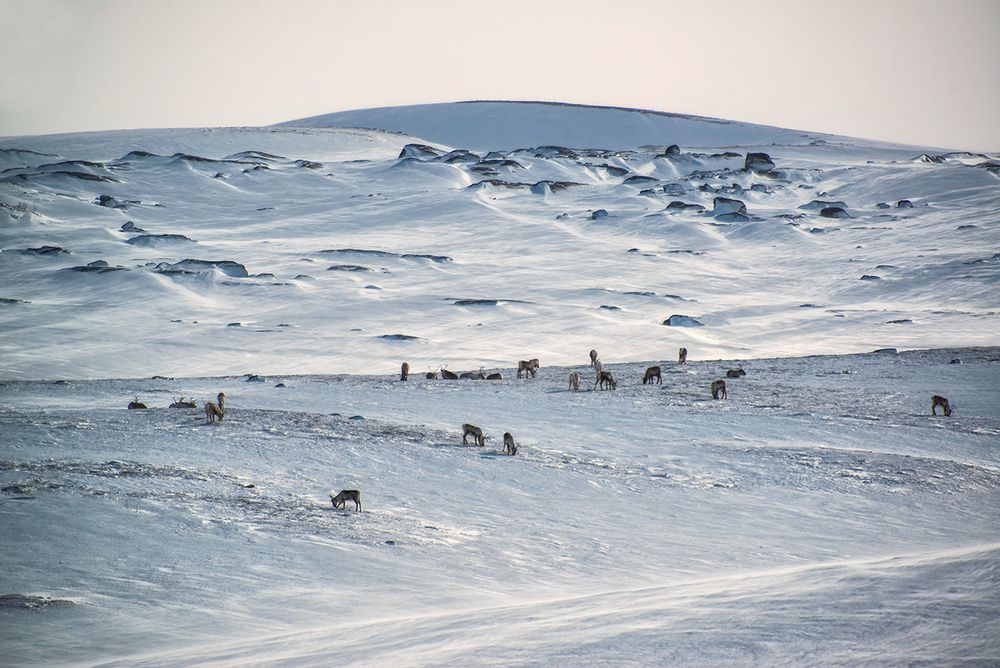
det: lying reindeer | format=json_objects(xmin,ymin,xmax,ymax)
[
  {"xmin": 426, "ymin": 370, "xmax": 439, "ymax": 380},
  {"xmin": 440, "ymin": 368, "xmax": 459, "ymax": 380},
  {"xmin": 569, "ymin": 371, "xmax": 582, "ymax": 391},
  {"xmin": 678, "ymin": 347, "xmax": 688, "ymax": 365},
  {"xmin": 595, "ymin": 370, "xmax": 617, "ymax": 390},
  {"xmin": 462, "ymin": 423, "xmax": 486, "ymax": 446},
  {"xmin": 204, "ymin": 392, "xmax": 225, "ymax": 423},
  {"xmin": 331, "ymin": 489, "xmax": 362, "ymax": 511},
  {"xmin": 127, "ymin": 397, "xmax": 148, "ymax": 410},
  {"xmin": 726, "ymin": 367, "xmax": 746, "ymax": 378},
  {"xmin": 400, "ymin": 362, "xmax": 410, "ymax": 381},
  {"xmin": 931, "ymin": 395, "xmax": 952, "ymax": 416},
  {"xmin": 711, "ymin": 380, "xmax": 727, "ymax": 399},
  {"xmin": 460, "ymin": 369, "xmax": 486, "ymax": 380},
  {"xmin": 503, "ymin": 432, "xmax": 518, "ymax": 455},
  {"xmin": 642, "ymin": 366, "xmax": 662, "ymax": 385},
  {"xmin": 517, "ymin": 358, "xmax": 540, "ymax": 378},
  {"xmin": 590, "ymin": 349, "xmax": 599, "ymax": 368},
  {"xmin": 486, "ymin": 372, "xmax": 503, "ymax": 381},
  {"xmin": 169, "ymin": 397, "xmax": 197, "ymax": 409}
]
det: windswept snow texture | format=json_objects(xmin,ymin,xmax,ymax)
[
  {"xmin": 1, "ymin": 102, "xmax": 999, "ymax": 664},
  {"xmin": 1, "ymin": 349, "xmax": 999, "ymax": 665}
]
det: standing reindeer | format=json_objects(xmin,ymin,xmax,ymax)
[
  {"xmin": 642, "ymin": 366, "xmax": 662, "ymax": 385},
  {"xmin": 517, "ymin": 358, "xmax": 540, "ymax": 378},
  {"xmin": 204, "ymin": 392, "xmax": 226, "ymax": 423},
  {"xmin": 462, "ymin": 423, "xmax": 486, "ymax": 446},
  {"xmin": 595, "ymin": 370, "xmax": 617, "ymax": 390},
  {"xmin": 678, "ymin": 347, "xmax": 688, "ymax": 364},
  {"xmin": 503, "ymin": 432, "xmax": 518, "ymax": 455},
  {"xmin": 569, "ymin": 371, "xmax": 582, "ymax": 391},
  {"xmin": 590, "ymin": 349, "xmax": 599, "ymax": 368},
  {"xmin": 711, "ymin": 380, "xmax": 727, "ymax": 399},
  {"xmin": 400, "ymin": 362, "xmax": 410, "ymax": 381},
  {"xmin": 931, "ymin": 395, "xmax": 952, "ymax": 416},
  {"xmin": 331, "ymin": 489, "xmax": 362, "ymax": 511}
]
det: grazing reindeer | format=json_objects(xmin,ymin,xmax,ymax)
[
  {"xmin": 127, "ymin": 397, "xmax": 148, "ymax": 410},
  {"xmin": 590, "ymin": 349, "xmax": 599, "ymax": 367},
  {"xmin": 503, "ymin": 432, "xmax": 518, "ymax": 455},
  {"xmin": 426, "ymin": 370, "xmax": 438, "ymax": 380},
  {"xmin": 931, "ymin": 395, "xmax": 952, "ymax": 416},
  {"xmin": 486, "ymin": 372, "xmax": 503, "ymax": 380},
  {"xmin": 569, "ymin": 371, "xmax": 582, "ymax": 391},
  {"xmin": 595, "ymin": 370, "xmax": 617, "ymax": 390},
  {"xmin": 678, "ymin": 347, "xmax": 688, "ymax": 365},
  {"xmin": 711, "ymin": 380, "xmax": 727, "ymax": 399},
  {"xmin": 331, "ymin": 489, "xmax": 362, "ymax": 511},
  {"xmin": 204, "ymin": 392, "xmax": 226, "ymax": 423},
  {"xmin": 517, "ymin": 358, "xmax": 540, "ymax": 378},
  {"xmin": 400, "ymin": 362, "xmax": 410, "ymax": 381},
  {"xmin": 726, "ymin": 367, "xmax": 746, "ymax": 378},
  {"xmin": 440, "ymin": 368, "xmax": 459, "ymax": 380},
  {"xmin": 462, "ymin": 423, "xmax": 486, "ymax": 446},
  {"xmin": 169, "ymin": 397, "xmax": 197, "ymax": 409},
  {"xmin": 642, "ymin": 366, "xmax": 662, "ymax": 385}
]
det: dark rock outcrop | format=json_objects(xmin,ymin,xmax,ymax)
[
  {"xmin": 662, "ymin": 314, "xmax": 704, "ymax": 327},
  {"xmin": 744, "ymin": 152, "xmax": 775, "ymax": 173}
]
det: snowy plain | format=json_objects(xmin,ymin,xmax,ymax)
[{"xmin": 1, "ymin": 101, "xmax": 999, "ymax": 665}]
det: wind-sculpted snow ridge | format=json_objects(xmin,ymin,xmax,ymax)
[{"xmin": 0, "ymin": 347, "xmax": 998, "ymax": 665}]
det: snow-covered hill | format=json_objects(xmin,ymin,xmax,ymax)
[
  {"xmin": 1, "ymin": 102, "xmax": 997, "ymax": 380},
  {"xmin": 1, "ymin": 101, "xmax": 999, "ymax": 665}
]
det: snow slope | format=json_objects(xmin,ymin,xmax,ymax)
[{"xmin": 1, "ymin": 101, "xmax": 999, "ymax": 665}]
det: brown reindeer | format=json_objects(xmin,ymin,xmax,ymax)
[
  {"xmin": 127, "ymin": 397, "xmax": 148, "ymax": 410},
  {"xmin": 678, "ymin": 347, "xmax": 688, "ymax": 364},
  {"xmin": 204, "ymin": 392, "xmax": 225, "ymax": 423},
  {"xmin": 931, "ymin": 395, "xmax": 952, "ymax": 416},
  {"xmin": 503, "ymin": 432, "xmax": 518, "ymax": 455},
  {"xmin": 486, "ymin": 372, "xmax": 503, "ymax": 381},
  {"xmin": 569, "ymin": 371, "xmax": 582, "ymax": 391},
  {"xmin": 642, "ymin": 366, "xmax": 662, "ymax": 385},
  {"xmin": 595, "ymin": 370, "xmax": 617, "ymax": 390},
  {"xmin": 517, "ymin": 358, "xmax": 540, "ymax": 378},
  {"xmin": 711, "ymin": 380, "xmax": 727, "ymax": 399},
  {"xmin": 726, "ymin": 367, "xmax": 746, "ymax": 378},
  {"xmin": 462, "ymin": 423, "xmax": 486, "ymax": 446},
  {"xmin": 169, "ymin": 397, "xmax": 197, "ymax": 408},
  {"xmin": 400, "ymin": 362, "xmax": 410, "ymax": 381},
  {"xmin": 590, "ymin": 349, "xmax": 599, "ymax": 367},
  {"xmin": 440, "ymin": 368, "xmax": 459, "ymax": 380},
  {"xmin": 331, "ymin": 489, "xmax": 362, "ymax": 511},
  {"xmin": 460, "ymin": 369, "xmax": 486, "ymax": 380},
  {"xmin": 426, "ymin": 370, "xmax": 439, "ymax": 380}
]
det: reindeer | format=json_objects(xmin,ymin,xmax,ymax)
[
  {"xmin": 726, "ymin": 367, "xmax": 746, "ymax": 378},
  {"xmin": 127, "ymin": 397, "xmax": 148, "ymax": 410},
  {"xmin": 711, "ymin": 380, "xmax": 727, "ymax": 399},
  {"xmin": 931, "ymin": 395, "xmax": 952, "ymax": 416},
  {"xmin": 331, "ymin": 489, "xmax": 362, "ymax": 511},
  {"xmin": 642, "ymin": 366, "xmax": 662, "ymax": 385},
  {"xmin": 590, "ymin": 349, "xmax": 599, "ymax": 368},
  {"xmin": 569, "ymin": 371, "xmax": 582, "ymax": 391},
  {"xmin": 595, "ymin": 370, "xmax": 617, "ymax": 390},
  {"xmin": 400, "ymin": 362, "xmax": 410, "ymax": 381},
  {"xmin": 503, "ymin": 432, "xmax": 518, "ymax": 455},
  {"xmin": 426, "ymin": 370, "xmax": 439, "ymax": 380},
  {"xmin": 462, "ymin": 423, "xmax": 486, "ymax": 446},
  {"xmin": 678, "ymin": 347, "xmax": 688, "ymax": 365},
  {"xmin": 460, "ymin": 369, "xmax": 486, "ymax": 380},
  {"xmin": 169, "ymin": 397, "xmax": 197, "ymax": 408},
  {"xmin": 517, "ymin": 358, "xmax": 540, "ymax": 378},
  {"xmin": 594, "ymin": 359, "xmax": 604, "ymax": 374},
  {"xmin": 204, "ymin": 392, "xmax": 226, "ymax": 423},
  {"xmin": 486, "ymin": 372, "xmax": 503, "ymax": 381},
  {"xmin": 440, "ymin": 368, "xmax": 459, "ymax": 380}
]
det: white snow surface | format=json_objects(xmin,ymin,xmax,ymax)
[{"xmin": 1, "ymin": 101, "xmax": 999, "ymax": 665}]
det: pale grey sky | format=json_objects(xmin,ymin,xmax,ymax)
[{"xmin": 2, "ymin": 0, "xmax": 998, "ymax": 149}]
